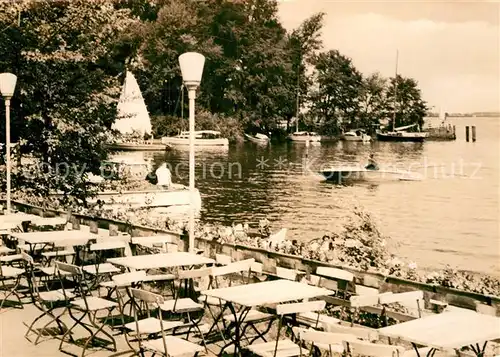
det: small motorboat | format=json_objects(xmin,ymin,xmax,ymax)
[
  {"xmin": 162, "ymin": 130, "xmax": 229, "ymax": 147},
  {"xmin": 288, "ymin": 131, "xmax": 321, "ymax": 142},
  {"xmin": 341, "ymin": 129, "xmax": 371, "ymax": 142},
  {"xmin": 244, "ymin": 133, "xmax": 270, "ymax": 145}
]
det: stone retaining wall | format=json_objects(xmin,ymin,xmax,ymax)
[{"xmin": 9, "ymin": 200, "xmax": 500, "ymax": 315}]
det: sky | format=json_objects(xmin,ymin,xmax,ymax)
[{"xmin": 277, "ymin": 0, "xmax": 500, "ymax": 113}]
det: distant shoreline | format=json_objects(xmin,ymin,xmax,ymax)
[{"xmin": 426, "ymin": 113, "xmax": 499, "ymax": 118}]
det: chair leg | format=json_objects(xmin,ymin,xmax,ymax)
[
  {"xmin": 60, "ymin": 309, "xmax": 89, "ymax": 353},
  {"xmin": 81, "ymin": 309, "xmax": 117, "ymax": 357},
  {"xmin": 204, "ymin": 301, "xmax": 229, "ymax": 344},
  {"xmin": 0, "ymin": 276, "xmax": 23, "ymax": 309},
  {"xmin": 24, "ymin": 304, "xmax": 68, "ymax": 345}
]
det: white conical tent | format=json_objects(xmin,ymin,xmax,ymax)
[{"xmin": 112, "ymin": 71, "xmax": 152, "ymax": 136}]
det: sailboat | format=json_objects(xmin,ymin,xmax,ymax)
[
  {"xmin": 376, "ymin": 51, "xmax": 427, "ymax": 143},
  {"xmin": 287, "ymin": 66, "xmax": 321, "ymax": 143},
  {"xmin": 109, "ymin": 71, "xmax": 170, "ymax": 151}
]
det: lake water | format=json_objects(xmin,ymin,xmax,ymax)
[{"xmin": 152, "ymin": 117, "xmax": 499, "ymax": 275}]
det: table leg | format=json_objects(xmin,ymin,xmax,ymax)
[
  {"xmin": 411, "ymin": 343, "xmax": 437, "ymax": 357},
  {"xmin": 219, "ymin": 303, "xmax": 251, "ymax": 357},
  {"xmin": 59, "ymin": 306, "xmax": 117, "ymax": 356},
  {"xmin": 469, "ymin": 342, "xmax": 487, "ymax": 357},
  {"xmin": 204, "ymin": 300, "xmax": 232, "ymax": 342}
]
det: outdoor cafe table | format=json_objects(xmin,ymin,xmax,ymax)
[
  {"xmin": 0, "ymin": 213, "xmax": 41, "ymax": 231},
  {"xmin": 201, "ymin": 279, "xmax": 334, "ymax": 356},
  {"xmin": 107, "ymin": 252, "xmax": 215, "ymax": 271},
  {"xmin": 378, "ymin": 308, "xmax": 500, "ymax": 357},
  {"xmin": 10, "ymin": 230, "xmax": 99, "ymax": 255}
]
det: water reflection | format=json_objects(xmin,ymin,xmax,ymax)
[{"xmin": 154, "ymin": 117, "xmax": 499, "ymax": 274}]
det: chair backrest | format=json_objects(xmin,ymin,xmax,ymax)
[
  {"xmin": 55, "ymin": 261, "xmax": 83, "ymax": 276},
  {"xmin": 309, "ymin": 274, "xmax": 321, "ymax": 286},
  {"xmin": 19, "ymin": 252, "xmax": 43, "ymax": 300},
  {"xmin": 90, "ymin": 241, "xmax": 128, "ymax": 251},
  {"xmin": 316, "ymin": 267, "xmax": 354, "ymax": 282},
  {"xmin": 129, "ymin": 288, "xmax": 169, "ymax": 356},
  {"xmin": 215, "ymin": 253, "xmax": 232, "ymax": 265},
  {"xmin": 54, "ymin": 261, "xmax": 88, "ymax": 302},
  {"xmin": 251, "ymin": 262, "xmax": 263, "ymax": 274},
  {"xmin": 276, "ymin": 266, "xmax": 297, "ymax": 281},
  {"xmin": 166, "ymin": 243, "xmax": 178, "ymax": 253},
  {"xmin": 293, "ymin": 327, "xmax": 358, "ymax": 345},
  {"xmin": 129, "ymin": 288, "xmax": 165, "ymax": 305},
  {"xmin": 379, "ymin": 291, "xmax": 423, "ymax": 317},
  {"xmin": 343, "ymin": 340, "xmax": 405, "ymax": 357},
  {"xmin": 212, "ymin": 258, "xmax": 255, "ymax": 277},
  {"xmin": 178, "ymin": 267, "xmax": 213, "ymax": 280},
  {"xmin": 276, "ymin": 300, "xmax": 326, "ymax": 315},
  {"xmin": 323, "ymin": 323, "xmax": 379, "ymax": 341},
  {"xmin": 112, "ymin": 270, "xmax": 146, "ymax": 287},
  {"xmin": 379, "ymin": 290, "xmax": 423, "ymax": 305},
  {"xmin": 350, "ymin": 294, "xmax": 380, "ymax": 308},
  {"xmin": 132, "ymin": 235, "xmax": 174, "ymax": 246},
  {"xmin": 20, "ymin": 251, "xmax": 34, "ymax": 265}
]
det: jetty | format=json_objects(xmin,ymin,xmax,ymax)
[{"xmin": 1, "ymin": 201, "xmax": 499, "ymax": 357}]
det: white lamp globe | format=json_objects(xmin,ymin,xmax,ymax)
[
  {"xmin": 178, "ymin": 52, "xmax": 205, "ymax": 88},
  {"xmin": 0, "ymin": 73, "xmax": 17, "ymax": 98}
]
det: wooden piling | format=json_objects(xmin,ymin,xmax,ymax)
[
  {"xmin": 472, "ymin": 126, "xmax": 476, "ymax": 142},
  {"xmin": 466, "ymin": 126, "xmax": 470, "ymax": 142}
]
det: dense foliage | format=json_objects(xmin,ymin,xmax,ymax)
[{"xmin": 1, "ymin": 0, "xmax": 428, "ymax": 200}]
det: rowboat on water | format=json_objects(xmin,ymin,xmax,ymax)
[
  {"xmin": 244, "ymin": 133, "xmax": 270, "ymax": 144},
  {"xmin": 319, "ymin": 166, "xmax": 422, "ymax": 183}
]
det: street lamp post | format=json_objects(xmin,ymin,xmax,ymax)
[
  {"xmin": 178, "ymin": 52, "xmax": 205, "ymax": 253},
  {"xmin": 0, "ymin": 73, "xmax": 17, "ymax": 215}
]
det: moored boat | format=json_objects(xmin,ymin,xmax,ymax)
[
  {"xmin": 244, "ymin": 133, "xmax": 270, "ymax": 144},
  {"xmin": 89, "ymin": 186, "xmax": 202, "ymax": 209},
  {"xmin": 288, "ymin": 131, "xmax": 321, "ymax": 142},
  {"xmin": 376, "ymin": 125, "xmax": 427, "ymax": 142},
  {"xmin": 51, "ymin": 153, "xmax": 202, "ymax": 211},
  {"xmin": 107, "ymin": 139, "xmax": 170, "ymax": 151},
  {"xmin": 341, "ymin": 129, "xmax": 371, "ymax": 142},
  {"xmin": 162, "ymin": 130, "xmax": 229, "ymax": 147},
  {"xmin": 110, "ymin": 71, "xmax": 160, "ymax": 151}
]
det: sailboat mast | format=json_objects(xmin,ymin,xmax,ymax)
[{"xmin": 392, "ymin": 50, "xmax": 399, "ymax": 132}]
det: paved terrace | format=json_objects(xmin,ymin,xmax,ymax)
[{"xmin": 0, "ymin": 300, "xmax": 228, "ymax": 357}]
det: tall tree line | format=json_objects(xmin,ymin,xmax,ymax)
[{"xmin": 0, "ymin": 0, "xmax": 427, "ymax": 204}]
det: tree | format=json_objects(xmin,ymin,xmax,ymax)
[
  {"xmin": 358, "ymin": 72, "xmax": 389, "ymax": 132},
  {"xmin": 286, "ymin": 12, "xmax": 325, "ymax": 130},
  {"xmin": 309, "ymin": 50, "xmax": 363, "ymax": 135},
  {"xmin": 386, "ymin": 75, "xmax": 427, "ymax": 129},
  {"xmin": 0, "ymin": 0, "xmax": 138, "ymax": 205}
]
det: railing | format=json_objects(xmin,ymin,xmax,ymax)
[{"xmin": 5, "ymin": 200, "xmax": 499, "ymax": 315}]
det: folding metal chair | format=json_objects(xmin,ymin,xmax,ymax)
[
  {"xmin": 293, "ymin": 326, "xmax": 359, "ymax": 356},
  {"xmin": 55, "ymin": 261, "xmax": 119, "ymax": 357},
  {"xmin": 0, "ymin": 260, "xmax": 25, "ymax": 309},
  {"xmin": 244, "ymin": 300, "xmax": 327, "ymax": 357},
  {"xmin": 22, "ymin": 252, "xmax": 73, "ymax": 345},
  {"xmin": 128, "ymin": 288, "xmax": 203, "ymax": 357},
  {"xmin": 159, "ymin": 267, "xmax": 212, "ymax": 350}
]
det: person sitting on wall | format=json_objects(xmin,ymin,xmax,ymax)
[
  {"xmin": 155, "ymin": 163, "xmax": 172, "ymax": 189},
  {"xmin": 365, "ymin": 153, "xmax": 379, "ymax": 170}
]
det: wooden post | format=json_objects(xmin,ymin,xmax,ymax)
[
  {"xmin": 472, "ymin": 126, "xmax": 476, "ymax": 142},
  {"xmin": 465, "ymin": 126, "xmax": 470, "ymax": 142}
]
